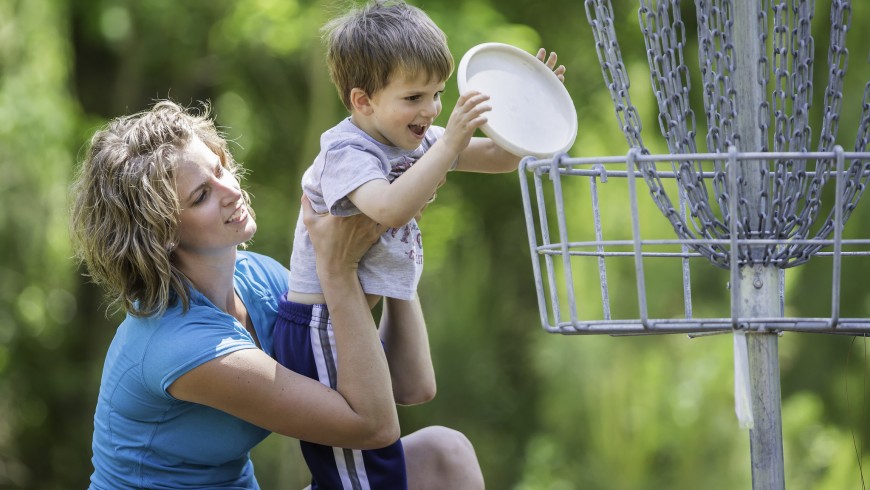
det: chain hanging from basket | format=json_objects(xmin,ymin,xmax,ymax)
[{"xmin": 584, "ymin": 0, "xmax": 870, "ymax": 269}]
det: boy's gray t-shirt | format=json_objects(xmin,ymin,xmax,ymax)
[{"xmin": 289, "ymin": 117, "xmax": 447, "ymax": 300}]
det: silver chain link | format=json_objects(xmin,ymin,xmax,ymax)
[{"xmin": 584, "ymin": 0, "xmax": 868, "ymax": 268}]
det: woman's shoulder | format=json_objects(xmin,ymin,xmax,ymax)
[
  {"xmin": 235, "ymin": 249, "xmax": 283, "ymax": 269},
  {"xmin": 115, "ymin": 304, "xmax": 249, "ymax": 398},
  {"xmin": 235, "ymin": 251, "xmax": 289, "ymax": 290}
]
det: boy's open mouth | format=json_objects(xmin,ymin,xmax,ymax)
[{"xmin": 409, "ymin": 124, "xmax": 426, "ymax": 136}]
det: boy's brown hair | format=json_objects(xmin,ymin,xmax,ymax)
[{"xmin": 322, "ymin": 0, "xmax": 454, "ymax": 111}]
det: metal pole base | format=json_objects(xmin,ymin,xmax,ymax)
[{"xmin": 748, "ymin": 332, "xmax": 785, "ymax": 490}]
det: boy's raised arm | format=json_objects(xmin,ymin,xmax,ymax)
[{"xmin": 348, "ymin": 91, "xmax": 491, "ymax": 228}]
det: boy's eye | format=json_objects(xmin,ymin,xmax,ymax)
[
  {"xmin": 435, "ymin": 91, "xmax": 443, "ymax": 100},
  {"xmin": 406, "ymin": 95, "xmax": 421, "ymax": 101}
]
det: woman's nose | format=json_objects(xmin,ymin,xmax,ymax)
[{"xmin": 218, "ymin": 175, "xmax": 243, "ymax": 204}]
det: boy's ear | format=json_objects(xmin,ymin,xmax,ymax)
[{"xmin": 349, "ymin": 88, "xmax": 374, "ymax": 115}]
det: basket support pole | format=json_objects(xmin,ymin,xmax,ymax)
[
  {"xmin": 733, "ymin": 1, "xmax": 785, "ymax": 488},
  {"xmin": 738, "ymin": 267, "xmax": 785, "ymax": 490}
]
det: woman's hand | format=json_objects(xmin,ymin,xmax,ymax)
[
  {"xmin": 536, "ymin": 48, "xmax": 566, "ymax": 83},
  {"xmin": 301, "ymin": 195, "xmax": 384, "ymax": 274}
]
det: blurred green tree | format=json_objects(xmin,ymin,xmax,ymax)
[{"xmin": 0, "ymin": 0, "xmax": 868, "ymax": 488}]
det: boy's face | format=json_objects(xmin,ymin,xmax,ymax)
[{"xmin": 353, "ymin": 72, "xmax": 446, "ymax": 151}]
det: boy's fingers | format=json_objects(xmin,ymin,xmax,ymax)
[
  {"xmin": 457, "ymin": 90, "xmax": 481, "ymax": 102},
  {"xmin": 554, "ymin": 64, "xmax": 566, "ymax": 82},
  {"xmin": 459, "ymin": 91, "xmax": 489, "ymax": 104},
  {"xmin": 546, "ymin": 52, "xmax": 558, "ymax": 69}
]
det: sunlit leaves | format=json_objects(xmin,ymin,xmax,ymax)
[
  {"xmin": 3, "ymin": 0, "xmax": 869, "ymax": 488},
  {"xmin": 211, "ymin": 0, "xmax": 321, "ymax": 56}
]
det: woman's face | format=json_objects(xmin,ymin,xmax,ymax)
[{"xmin": 173, "ymin": 136, "xmax": 256, "ymax": 257}]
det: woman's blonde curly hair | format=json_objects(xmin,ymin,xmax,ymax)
[{"xmin": 69, "ymin": 100, "xmax": 254, "ymax": 317}]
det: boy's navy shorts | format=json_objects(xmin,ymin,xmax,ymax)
[{"xmin": 274, "ymin": 296, "xmax": 408, "ymax": 490}]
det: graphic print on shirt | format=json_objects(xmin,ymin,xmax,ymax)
[
  {"xmin": 386, "ymin": 155, "xmax": 423, "ymax": 266},
  {"xmin": 387, "ymin": 156, "xmax": 414, "ymax": 183}
]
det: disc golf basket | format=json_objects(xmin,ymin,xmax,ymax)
[{"xmin": 518, "ymin": 1, "xmax": 870, "ymax": 488}]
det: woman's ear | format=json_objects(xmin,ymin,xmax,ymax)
[{"xmin": 350, "ymin": 88, "xmax": 374, "ymax": 115}]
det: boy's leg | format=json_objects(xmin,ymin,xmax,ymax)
[{"xmin": 274, "ymin": 298, "xmax": 408, "ymax": 490}]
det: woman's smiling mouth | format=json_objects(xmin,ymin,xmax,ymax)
[{"xmin": 226, "ymin": 205, "xmax": 248, "ymax": 224}]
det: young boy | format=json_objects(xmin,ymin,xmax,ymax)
[{"xmin": 277, "ymin": 1, "xmax": 565, "ymax": 488}]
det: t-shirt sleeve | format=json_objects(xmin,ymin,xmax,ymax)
[
  {"xmin": 141, "ymin": 308, "xmax": 258, "ymax": 398},
  {"xmin": 320, "ymin": 143, "xmax": 389, "ymax": 216}
]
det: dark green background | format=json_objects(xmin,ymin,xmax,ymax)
[{"xmin": 1, "ymin": 0, "xmax": 869, "ymax": 488}]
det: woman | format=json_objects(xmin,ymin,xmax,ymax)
[{"xmin": 69, "ymin": 100, "xmax": 484, "ymax": 489}]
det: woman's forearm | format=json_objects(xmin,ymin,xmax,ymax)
[
  {"xmin": 299, "ymin": 195, "xmax": 400, "ymax": 445},
  {"xmin": 319, "ymin": 266, "xmax": 400, "ymax": 443}
]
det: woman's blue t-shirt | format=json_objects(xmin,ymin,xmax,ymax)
[{"xmin": 89, "ymin": 251, "xmax": 289, "ymax": 489}]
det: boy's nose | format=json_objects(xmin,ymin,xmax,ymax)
[{"xmin": 421, "ymin": 100, "xmax": 438, "ymax": 117}]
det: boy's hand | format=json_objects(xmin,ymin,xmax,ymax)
[
  {"xmin": 440, "ymin": 91, "xmax": 491, "ymax": 155},
  {"xmin": 536, "ymin": 48, "xmax": 566, "ymax": 83}
]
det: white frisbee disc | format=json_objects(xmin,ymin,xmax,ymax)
[{"xmin": 457, "ymin": 42, "xmax": 578, "ymax": 158}]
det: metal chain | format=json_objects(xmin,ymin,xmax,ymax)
[
  {"xmin": 584, "ymin": 0, "xmax": 646, "ymax": 151},
  {"xmin": 697, "ymin": 0, "xmax": 739, "ymax": 260},
  {"xmin": 758, "ymin": 0, "xmax": 771, "ymax": 152},
  {"xmin": 641, "ymin": 0, "xmax": 734, "ymax": 246},
  {"xmin": 779, "ymin": 0, "xmax": 818, "ymax": 262},
  {"xmin": 585, "ymin": 0, "xmax": 729, "ymax": 265},
  {"xmin": 583, "ymin": 0, "xmax": 868, "ymax": 269},
  {"xmin": 766, "ymin": 0, "xmax": 814, "ymax": 266},
  {"xmin": 699, "ymin": 0, "xmax": 737, "ymax": 153},
  {"xmin": 640, "ymin": 0, "xmax": 731, "ymax": 246},
  {"xmin": 786, "ymin": 0, "xmax": 851, "ymax": 264}
]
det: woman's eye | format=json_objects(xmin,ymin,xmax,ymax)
[{"xmin": 193, "ymin": 190, "xmax": 207, "ymax": 205}]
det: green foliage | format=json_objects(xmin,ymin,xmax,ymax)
[{"xmin": 1, "ymin": 0, "xmax": 869, "ymax": 488}]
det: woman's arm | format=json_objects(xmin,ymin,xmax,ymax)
[
  {"xmin": 169, "ymin": 197, "xmax": 400, "ymax": 450},
  {"xmin": 379, "ymin": 294, "xmax": 436, "ymax": 405}
]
